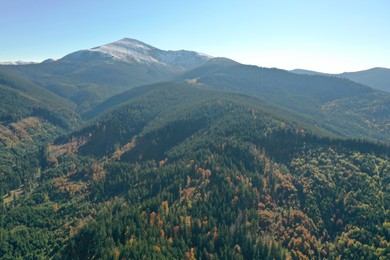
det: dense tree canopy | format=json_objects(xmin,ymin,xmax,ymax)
[{"xmin": 1, "ymin": 82, "xmax": 389, "ymax": 259}]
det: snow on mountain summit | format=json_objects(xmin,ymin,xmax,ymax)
[
  {"xmin": 90, "ymin": 38, "xmax": 157, "ymax": 63},
  {"xmin": 88, "ymin": 38, "xmax": 212, "ymax": 69}
]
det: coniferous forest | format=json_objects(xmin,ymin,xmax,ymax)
[{"xmin": 0, "ymin": 39, "xmax": 389, "ymax": 259}]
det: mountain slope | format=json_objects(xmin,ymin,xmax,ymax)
[
  {"xmin": 86, "ymin": 38, "xmax": 211, "ymax": 69},
  {"xmin": 340, "ymin": 67, "xmax": 390, "ymax": 93},
  {"xmin": 0, "ymin": 72, "xmax": 81, "ymax": 197},
  {"xmin": 0, "ymin": 71, "xmax": 82, "ymax": 197},
  {"xmin": 0, "ymin": 70, "xmax": 79, "ymax": 128},
  {"xmin": 1, "ymin": 82, "xmax": 388, "ymax": 259},
  {"xmin": 291, "ymin": 67, "xmax": 390, "ymax": 93},
  {"xmin": 63, "ymin": 82, "xmax": 389, "ymax": 163},
  {"xmin": 176, "ymin": 59, "xmax": 390, "ymax": 142},
  {"xmin": 0, "ymin": 39, "xmax": 211, "ymax": 112},
  {"xmin": 48, "ymin": 84, "xmax": 390, "ymax": 259},
  {"xmin": 72, "ymin": 82, "xmax": 319, "ymax": 157}
]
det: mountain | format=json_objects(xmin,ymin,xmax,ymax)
[
  {"xmin": 1, "ymin": 82, "xmax": 388, "ymax": 259},
  {"xmin": 0, "ymin": 61, "xmax": 37, "ymax": 65},
  {"xmin": 175, "ymin": 59, "xmax": 390, "ymax": 142},
  {"xmin": 0, "ymin": 38, "xmax": 211, "ymax": 111},
  {"xmin": 1, "ymin": 39, "xmax": 387, "ymax": 142},
  {"xmin": 340, "ymin": 67, "xmax": 390, "ymax": 93},
  {"xmin": 291, "ymin": 67, "xmax": 390, "ymax": 93},
  {"xmin": 1, "ymin": 38, "xmax": 390, "ymax": 259},
  {"xmin": 88, "ymin": 38, "xmax": 211, "ymax": 69},
  {"xmin": 61, "ymin": 38, "xmax": 211, "ymax": 71}
]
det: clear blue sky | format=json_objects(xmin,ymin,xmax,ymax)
[{"xmin": 1, "ymin": 0, "xmax": 389, "ymax": 73}]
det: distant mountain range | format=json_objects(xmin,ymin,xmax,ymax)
[
  {"xmin": 0, "ymin": 61, "xmax": 37, "ymax": 65},
  {"xmin": 0, "ymin": 38, "xmax": 389, "ymax": 142},
  {"xmin": 291, "ymin": 67, "xmax": 390, "ymax": 93},
  {"xmin": 176, "ymin": 59, "xmax": 389, "ymax": 141},
  {"xmin": 0, "ymin": 38, "xmax": 211, "ymax": 111}
]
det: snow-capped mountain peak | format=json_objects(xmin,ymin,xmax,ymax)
[
  {"xmin": 88, "ymin": 38, "xmax": 212, "ymax": 69},
  {"xmin": 90, "ymin": 38, "xmax": 157, "ymax": 63}
]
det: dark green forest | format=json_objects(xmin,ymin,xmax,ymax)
[
  {"xmin": 1, "ymin": 82, "xmax": 389, "ymax": 259},
  {"xmin": 1, "ymin": 41, "xmax": 389, "ymax": 259}
]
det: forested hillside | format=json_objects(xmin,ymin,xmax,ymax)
[
  {"xmin": 0, "ymin": 71, "xmax": 81, "ymax": 197},
  {"xmin": 176, "ymin": 59, "xmax": 390, "ymax": 142},
  {"xmin": 1, "ymin": 83, "xmax": 388, "ymax": 259},
  {"xmin": 0, "ymin": 71, "xmax": 79, "ymax": 127}
]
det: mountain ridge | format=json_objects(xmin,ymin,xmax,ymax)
[
  {"xmin": 0, "ymin": 37, "xmax": 389, "ymax": 142},
  {"xmin": 0, "ymin": 38, "xmax": 213, "ymax": 111},
  {"xmin": 61, "ymin": 38, "xmax": 212, "ymax": 70},
  {"xmin": 175, "ymin": 60, "xmax": 389, "ymax": 142},
  {"xmin": 291, "ymin": 67, "xmax": 390, "ymax": 92}
]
